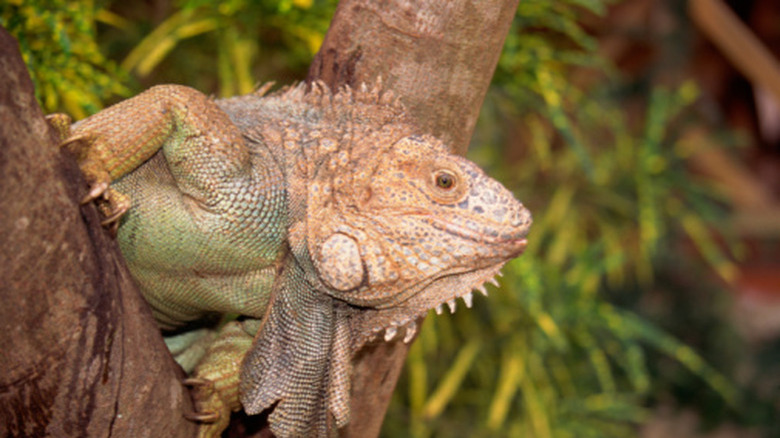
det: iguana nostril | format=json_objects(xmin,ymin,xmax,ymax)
[
  {"xmin": 510, "ymin": 212, "xmax": 522, "ymax": 227},
  {"xmin": 510, "ymin": 206, "xmax": 531, "ymax": 228}
]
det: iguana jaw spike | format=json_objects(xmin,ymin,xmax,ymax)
[
  {"xmin": 384, "ymin": 326, "xmax": 397, "ymax": 342},
  {"xmin": 362, "ymin": 258, "xmax": 518, "ymax": 348},
  {"xmin": 446, "ymin": 299, "xmax": 457, "ymax": 313},
  {"xmin": 424, "ymin": 266, "xmax": 506, "ymax": 318},
  {"xmin": 403, "ymin": 321, "xmax": 417, "ymax": 343},
  {"xmin": 462, "ymin": 291, "xmax": 473, "ymax": 308},
  {"xmin": 382, "ymin": 320, "xmax": 418, "ymax": 344}
]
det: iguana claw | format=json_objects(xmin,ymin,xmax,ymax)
[
  {"xmin": 99, "ymin": 194, "xmax": 130, "ymax": 226},
  {"xmin": 78, "ymin": 182, "xmax": 130, "ymax": 227},
  {"xmin": 80, "ymin": 181, "xmax": 109, "ymax": 205},
  {"xmin": 59, "ymin": 132, "xmax": 90, "ymax": 151},
  {"xmin": 183, "ymin": 377, "xmax": 215, "ymax": 389},
  {"xmin": 183, "ymin": 410, "xmax": 220, "ymax": 423}
]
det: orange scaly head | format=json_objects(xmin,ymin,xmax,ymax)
[{"xmin": 307, "ymin": 133, "xmax": 531, "ymax": 343}]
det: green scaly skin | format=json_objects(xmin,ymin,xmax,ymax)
[{"xmin": 58, "ymin": 83, "xmax": 532, "ymax": 438}]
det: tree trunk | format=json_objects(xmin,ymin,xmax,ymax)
[
  {"xmin": 0, "ymin": 27, "xmax": 196, "ymax": 438},
  {"xmin": 0, "ymin": 0, "xmax": 518, "ymax": 436}
]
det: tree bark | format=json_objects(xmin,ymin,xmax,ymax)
[
  {"xmin": 0, "ymin": 0, "xmax": 519, "ymax": 435},
  {"xmin": 309, "ymin": 0, "xmax": 519, "ymax": 156},
  {"xmin": 0, "ymin": 26, "xmax": 195, "ymax": 438}
]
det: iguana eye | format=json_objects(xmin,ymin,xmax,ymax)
[
  {"xmin": 434, "ymin": 171, "xmax": 456, "ymax": 190},
  {"xmin": 428, "ymin": 165, "xmax": 467, "ymax": 204}
]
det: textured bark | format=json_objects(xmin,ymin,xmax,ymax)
[
  {"xmin": 309, "ymin": 0, "xmax": 520, "ymax": 155},
  {"xmin": 308, "ymin": 1, "xmax": 520, "ymax": 436},
  {"xmin": 0, "ymin": 26, "xmax": 195, "ymax": 438}
]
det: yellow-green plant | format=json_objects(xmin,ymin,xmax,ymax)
[
  {"xmin": 1, "ymin": 0, "xmax": 336, "ymax": 116},
  {"xmin": 117, "ymin": 0, "xmax": 335, "ymax": 97},
  {"xmin": 0, "ymin": 0, "xmax": 129, "ymax": 117}
]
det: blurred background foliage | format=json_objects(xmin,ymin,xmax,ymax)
[{"xmin": 3, "ymin": 0, "xmax": 779, "ymax": 436}]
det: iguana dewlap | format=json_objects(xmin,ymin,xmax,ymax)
[{"xmin": 57, "ymin": 82, "xmax": 532, "ymax": 437}]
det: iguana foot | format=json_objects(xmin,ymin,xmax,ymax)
[
  {"xmin": 183, "ymin": 376, "xmax": 232, "ymax": 438},
  {"xmin": 177, "ymin": 321, "xmax": 253, "ymax": 437},
  {"xmin": 55, "ymin": 127, "xmax": 132, "ymax": 226}
]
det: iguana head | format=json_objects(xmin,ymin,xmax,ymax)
[{"xmin": 306, "ymin": 131, "xmax": 531, "ymax": 344}]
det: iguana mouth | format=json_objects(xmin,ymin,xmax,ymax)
[
  {"xmin": 379, "ymin": 204, "xmax": 531, "ymax": 248},
  {"xmin": 426, "ymin": 217, "xmax": 530, "ymax": 248},
  {"xmin": 372, "ymin": 238, "xmax": 527, "ymax": 344}
]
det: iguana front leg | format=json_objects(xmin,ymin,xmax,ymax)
[{"xmin": 59, "ymin": 84, "xmax": 249, "ymax": 222}]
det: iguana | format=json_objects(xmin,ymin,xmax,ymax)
[{"xmin": 53, "ymin": 82, "xmax": 532, "ymax": 437}]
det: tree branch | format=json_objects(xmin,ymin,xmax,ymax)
[{"xmin": 309, "ymin": 0, "xmax": 519, "ymax": 155}]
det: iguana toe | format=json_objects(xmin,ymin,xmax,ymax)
[
  {"xmin": 45, "ymin": 113, "xmax": 73, "ymax": 142},
  {"xmin": 80, "ymin": 181, "xmax": 109, "ymax": 205},
  {"xmin": 183, "ymin": 410, "xmax": 220, "ymax": 423},
  {"xmin": 183, "ymin": 375, "xmax": 233, "ymax": 437},
  {"xmin": 183, "ymin": 377, "xmax": 215, "ymax": 389},
  {"xmin": 185, "ymin": 408, "xmax": 229, "ymax": 438},
  {"xmin": 99, "ymin": 188, "xmax": 131, "ymax": 226}
]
